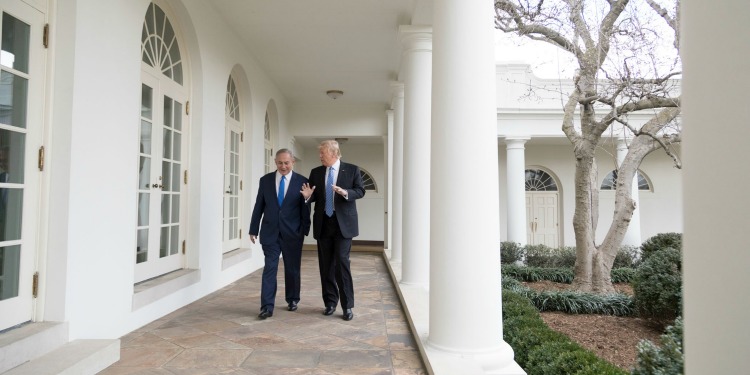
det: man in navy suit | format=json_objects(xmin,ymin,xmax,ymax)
[
  {"xmin": 301, "ymin": 140, "xmax": 365, "ymax": 321},
  {"xmin": 250, "ymin": 149, "xmax": 311, "ymax": 319}
]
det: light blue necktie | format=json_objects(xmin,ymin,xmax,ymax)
[
  {"xmin": 325, "ymin": 167, "xmax": 334, "ymax": 217},
  {"xmin": 278, "ymin": 175, "xmax": 285, "ymax": 207}
]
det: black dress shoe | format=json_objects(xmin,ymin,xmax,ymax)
[
  {"xmin": 288, "ymin": 301, "xmax": 298, "ymax": 311},
  {"xmin": 343, "ymin": 308, "xmax": 353, "ymax": 321},
  {"xmin": 258, "ymin": 309, "xmax": 273, "ymax": 319},
  {"xmin": 323, "ymin": 305, "xmax": 336, "ymax": 316}
]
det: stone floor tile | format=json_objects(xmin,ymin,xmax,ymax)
[
  {"xmin": 319, "ymin": 350, "xmax": 392, "ymax": 368},
  {"xmin": 241, "ymin": 350, "xmax": 320, "ymax": 368},
  {"xmin": 165, "ymin": 348, "xmax": 253, "ymax": 368},
  {"xmin": 103, "ymin": 252, "xmax": 427, "ymax": 374}
]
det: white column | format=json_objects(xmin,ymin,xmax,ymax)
[
  {"xmin": 386, "ymin": 109, "xmax": 394, "ymax": 254},
  {"xmin": 428, "ymin": 0, "xmax": 522, "ymax": 373},
  {"xmin": 506, "ymin": 138, "xmax": 529, "ymax": 246},
  {"xmin": 616, "ymin": 139, "xmax": 641, "ymax": 247},
  {"xmin": 390, "ymin": 82, "xmax": 405, "ymax": 264},
  {"xmin": 683, "ymin": 1, "xmax": 750, "ymax": 374},
  {"xmin": 399, "ymin": 27, "xmax": 432, "ymax": 287}
]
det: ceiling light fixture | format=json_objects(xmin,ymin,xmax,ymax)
[{"xmin": 326, "ymin": 90, "xmax": 344, "ymax": 100}]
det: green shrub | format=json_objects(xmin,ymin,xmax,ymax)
[
  {"xmin": 525, "ymin": 245, "xmax": 577, "ymax": 268},
  {"xmin": 532, "ymin": 290, "xmax": 634, "ymax": 316},
  {"xmin": 502, "ymin": 265, "xmax": 574, "ymax": 283},
  {"xmin": 632, "ymin": 317, "xmax": 684, "ymax": 375},
  {"xmin": 502, "ymin": 291, "xmax": 627, "ymax": 373},
  {"xmin": 640, "ymin": 233, "xmax": 682, "ymax": 262},
  {"xmin": 633, "ymin": 248, "xmax": 682, "ymax": 324},
  {"xmin": 527, "ymin": 341, "xmax": 627, "ymax": 375},
  {"xmin": 524, "ymin": 244, "xmax": 555, "ymax": 267},
  {"xmin": 611, "ymin": 267, "xmax": 636, "ymax": 283},
  {"xmin": 502, "ymin": 264, "xmax": 634, "ymax": 284},
  {"xmin": 500, "ymin": 241, "xmax": 525, "ymax": 264},
  {"xmin": 614, "ymin": 245, "xmax": 641, "ymax": 269}
]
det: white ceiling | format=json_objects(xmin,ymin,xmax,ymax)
[{"xmin": 208, "ymin": 0, "xmax": 426, "ymax": 108}]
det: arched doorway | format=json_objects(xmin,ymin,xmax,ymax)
[{"xmin": 525, "ymin": 168, "xmax": 561, "ymax": 247}]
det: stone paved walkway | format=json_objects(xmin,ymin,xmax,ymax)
[{"xmin": 100, "ymin": 251, "xmax": 427, "ymax": 374}]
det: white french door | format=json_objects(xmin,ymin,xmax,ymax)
[
  {"xmin": 0, "ymin": 0, "xmax": 44, "ymax": 330},
  {"xmin": 222, "ymin": 124, "xmax": 241, "ymax": 252},
  {"xmin": 135, "ymin": 71, "xmax": 187, "ymax": 283}
]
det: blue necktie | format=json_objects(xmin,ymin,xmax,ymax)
[
  {"xmin": 325, "ymin": 167, "xmax": 334, "ymax": 217},
  {"xmin": 278, "ymin": 175, "xmax": 285, "ymax": 207}
]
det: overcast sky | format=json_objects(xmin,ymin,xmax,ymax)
[{"xmin": 494, "ymin": 30, "xmax": 578, "ymax": 79}]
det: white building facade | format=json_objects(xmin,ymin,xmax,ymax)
[{"xmin": 1, "ymin": 0, "xmax": 743, "ymax": 374}]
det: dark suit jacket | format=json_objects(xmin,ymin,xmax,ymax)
[
  {"xmin": 249, "ymin": 171, "xmax": 311, "ymax": 245},
  {"xmin": 308, "ymin": 161, "xmax": 365, "ymax": 239}
]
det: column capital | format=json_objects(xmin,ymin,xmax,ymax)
[
  {"xmin": 503, "ymin": 137, "xmax": 530, "ymax": 149},
  {"xmin": 398, "ymin": 25, "xmax": 432, "ymax": 52}
]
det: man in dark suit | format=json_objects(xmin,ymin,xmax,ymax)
[
  {"xmin": 301, "ymin": 140, "xmax": 365, "ymax": 321},
  {"xmin": 249, "ymin": 149, "xmax": 311, "ymax": 319}
]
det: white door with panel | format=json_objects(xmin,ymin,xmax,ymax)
[
  {"xmin": 223, "ymin": 77, "xmax": 242, "ymax": 252},
  {"xmin": 135, "ymin": 2, "xmax": 189, "ymax": 283},
  {"xmin": 0, "ymin": 0, "xmax": 45, "ymax": 330},
  {"xmin": 524, "ymin": 168, "xmax": 560, "ymax": 248},
  {"xmin": 136, "ymin": 71, "xmax": 187, "ymax": 283},
  {"xmin": 525, "ymin": 192, "xmax": 559, "ymax": 248}
]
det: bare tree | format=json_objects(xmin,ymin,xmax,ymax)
[{"xmin": 495, "ymin": 0, "xmax": 681, "ymax": 293}]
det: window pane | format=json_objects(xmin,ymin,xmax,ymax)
[
  {"xmin": 170, "ymin": 226, "xmax": 179, "ymax": 255},
  {"xmin": 137, "ymin": 192, "xmax": 149, "ymax": 226},
  {"xmin": 171, "ymin": 195, "xmax": 179, "ymax": 224},
  {"xmin": 140, "ymin": 120, "xmax": 152, "ymax": 155},
  {"xmin": 1, "ymin": 128, "xmax": 25, "ymax": 183},
  {"xmin": 172, "ymin": 132, "xmax": 181, "ymax": 161},
  {"xmin": 160, "ymin": 226, "xmax": 169, "ymax": 258},
  {"xmin": 172, "ymin": 62, "xmax": 183, "ymax": 85},
  {"xmin": 162, "ymin": 161, "xmax": 171, "ymax": 191},
  {"xmin": 161, "ymin": 193, "xmax": 169, "ymax": 225},
  {"xmin": 163, "ymin": 97, "xmax": 173, "ymax": 128},
  {"xmin": 0, "ymin": 188, "xmax": 22, "ymax": 241},
  {"xmin": 163, "ymin": 128, "xmax": 172, "ymax": 159},
  {"xmin": 173, "ymin": 102, "xmax": 182, "ymax": 131},
  {"xmin": 1, "ymin": 13, "xmax": 30, "ymax": 73},
  {"xmin": 136, "ymin": 229, "xmax": 148, "ymax": 263},
  {"xmin": 138, "ymin": 156, "xmax": 150, "ymax": 190},
  {"xmin": 0, "ymin": 71, "xmax": 28, "ymax": 128},
  {"xmin": 141, "ymin": 84, "xmax": 153, "ymax": 119},
  {"xmin": 0, "ymin": 245, "xmax": 21, "ymax": 300},
  {"xmin": 171, "ymin": 163, "xmax": 180, "ymax": 192}
]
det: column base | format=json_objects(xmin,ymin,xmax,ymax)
[{"xmin": 424, "ymin": 341, "xmax": 526, "ymax": 375}]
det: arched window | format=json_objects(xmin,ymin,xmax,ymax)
[
  {"xmin": 263, "ymin": 112, "xmax": 272, "ymax": 173},
  {"xmin": 600, "ymin": 170, "xmax": 652, "ymax": 191},
  {"xmin": 223, "ymin": 76, "xmax": 242, "ymax": 251},
  {"xmin": 141, "ymin": 2, "xmax": 183, "ymax": 84},
  {"xmin": 225, "ymin": 77, "xmax": 239, "ymax": 121},
  {"xmin": 525, "ymin": 169, "xmax": 558, "ymax": 191},
  {"xmin": 136, "ymin": 2, "xmax": 189, "ymax": 283},
  {"xmin": 359, "ymin": 169, "xmax": 377, "ymax": 192}
]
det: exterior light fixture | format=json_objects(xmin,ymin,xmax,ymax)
[{"xmin": 326, "ymin": 90, "xmax": 344, "ymax": 99}]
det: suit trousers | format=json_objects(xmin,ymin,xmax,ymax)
[
  {"xmin": 317, "ymin": 212, "xmax": 354, "ymax": 309},
  {"xmin": 260, "ymin": 235, "xmax": 303, "ymax": 312}
]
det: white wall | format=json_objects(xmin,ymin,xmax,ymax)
[
  {"xmin": 48, "ymin": 0, "xmax": 293, "ymax": 339},
  {"xmin": 498, "ymin": 141, "xmax": 683, "ymax": 248}
]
